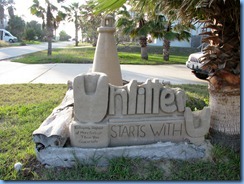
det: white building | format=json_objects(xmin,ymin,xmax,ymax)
[{"xmin": 149, "ymin": 22, "xmax": 204, "ymax": 48}]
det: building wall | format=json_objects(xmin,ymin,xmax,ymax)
[
  {"xmin": 149, "ymin": 38, "xmax": 192, "ymax": 47},
  {"xmin": 149, "ymin": 22, "xmax": 203, "ymax": 48}
]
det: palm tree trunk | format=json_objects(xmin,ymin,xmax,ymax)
[
  {"xmin": 0, "ymin": 5, "xmax": 4, "ymax": 29},
  {"xmin": 46, "ymin": 4, "xmax": 53, "ymax": 56},
  {"xmin": 139, "ymin": 36, "xmax": 148, "ymax": 60},
  {"xmin": 75, "ymin": 26, "xmax": 78, "ymax": 46},
  {"xmin": 92, "ymin": 34, "xmax": 97, "ymax": 47},
  {"xmin": 75, "ymin": 12, "xmax": 79, "ymax": 46},
  {"xmin": 47, "ymin": 38, "xmax": 52, "ymax": 55},
  {"xmin": 163, "ymin": 38, "xmax": 170, "ymax": 61},
  {"xmin": 8, "ymin": 5, "xmax": 15, "ymax": 18},
  {"xmin": 209, "ymin": 86, "xmax": 240, "ymax": 151}
]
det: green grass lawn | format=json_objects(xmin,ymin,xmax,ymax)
[
  {"xmin": 0, "ymin": 84, "xmax": 240, "ymax": 180},
  {"xmin": 11, "ymin": 45, "xmax": 193, "ymax": 65}
]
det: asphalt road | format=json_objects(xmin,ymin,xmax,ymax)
[
  {"xmin": 0, "ymin": 41, "xmax": 71, "ymax": 60},
  {"xmin": 0, "ymin": 42, "xmax": 207, "ymax": 85}
]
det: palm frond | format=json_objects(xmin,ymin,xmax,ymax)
[{"xmin": 93, "ymin": 0, "xmax": 126, "ymax": 14}]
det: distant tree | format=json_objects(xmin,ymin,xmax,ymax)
[
  {"xmin": 0, "ymin": 2, "xmax": 4, "ymax": 28},
  {"xmin": 62, "ymin": 2, "xmax": 82, "ymax": 46},
  {"xmin": 117, "ymin": 6, "xmax": 150, "ymax": 60},
  {"xmin": 115, "ymin": 27, "xmax": 131, "ymax": 45},
  {"xmin": 25, "ymin": 28, "xmax": 35, "ymax": 41},
  {"xmin": 148, "ymin": 14, "xmax": 193, "ymax": 61},
  {"xmin": 25, "ymin": 20, "xmax": 45, "ymax": 41},
  {"xmin": 59, "ymin": 30, "xmax": 71, "ymax": 41},
  {"xmin": 116, "ymin": 2, "xmax": 193, "ymax": 61},
  {"xmin": 0, "ymin": 0, "xmax": 14, "ymax": 28},
  {"xmin": 30, "ymin": 0, "xmax": 66, "ymax": 56},
  {"xmin": 80, "ymin": 1, "xmax": 102, "ymax": 46},
  {"xmin": 6, "ymin": 15, "xmax": 25, "ymax": 40},
  {"xmin": 7, "ymin": 0, "xmax": 14, "ymax": 18},
  {"xmin": 25, "ymin": 20, "xmax": 44, "ymax": 41}
]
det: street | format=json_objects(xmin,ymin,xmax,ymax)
[
  {"xmin": 0, "ymin": 41, "xmax": 72, "ymax": 60},
  {"xmin": 0, "ymin": 42, "xmax": 207, "ymax": 85}
]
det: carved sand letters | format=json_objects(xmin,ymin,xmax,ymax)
[
  {"xmin": 108, "ymin": 79, "xmax": 187, "ymax": 116},
  {"xmin": 69, "ymin": 72, "xmax": 210, "ymax": 148},
  {"xmin": 73, "ymin": 72, "xmax": 108, "ymax": 123}
]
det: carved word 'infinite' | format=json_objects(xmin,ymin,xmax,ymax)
[{"xmin": 73, "ymin": 73, "xmax": 187, "ymax": 123}]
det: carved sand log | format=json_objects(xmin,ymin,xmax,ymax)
[{"xmin": 33, "ymin": 89, "xmax": 74, "ymax": 149}]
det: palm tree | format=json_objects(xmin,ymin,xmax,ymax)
[
  {"xmin": 116, "ymin": 6, "xmax": 149, "ymax": 60},
  {"xmin": 93, "ymin": 0, "xmax": 240, "ymax": 151},
  {"xmin": 62, "ymin": 2, "xmax": 82, "ymax": 46},
  {"xmin": 78, "ymin": 13, "xmax": 86, "ymax": 43},
  {"xmin": 7, "ymin": 0, "xmax": 14, "ymax": 18},
  {"xmin": 0, "ymin": 2, "xmax": 4, "ymax": 28},
  {"xmin": 195, "ymin": 0, "xmax": 239, "ymax": 151},
  {"xmin": 148, "ymin": 14, "xmax": 193, "ymax": 61},
  {"xmin": 53, "ymin": 10, "xmax": 66, "ymax": 40},
  {"xmin": 30, "ymin": 0, "xmax": 65, "ymax": 56},
  {"xmin": 156, "ymin": 0, "xmax": 240, "ymax": 151},
  {"xmin": 81, "ymin": 1, "xmax": 102, "ymax": 46},
  {"xmin": 132, "ymin": 1, "xmax": 193, "ymax": 61},
  {"xmin": 0, "ymin": 0, "xmax": 14, "ymax": 28}
]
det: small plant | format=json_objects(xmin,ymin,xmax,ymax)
[
  {"xmin": 19, "ymin": 41, "xmax": 27, "ymax": 46},
  {"xmin": 0, "ymin": 40, "xmax": 10, "ymax": 47}
]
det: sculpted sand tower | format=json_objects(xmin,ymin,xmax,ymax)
[{"xmin": 92, "ymin": 15, "xmax": 123, "ymax": 86}]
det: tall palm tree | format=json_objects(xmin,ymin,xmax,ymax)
[
  {"xmin": 7, "ymin": 0, "xmax": 14, "ymax": 18},
  {"xmin": 116, "ymin": 6, "xmax": 149, "ymax": 60},
  {"xmin": 0, "ymin": 0, "xmax": 14, "ymax": 28},
  {"xmin": 53, "ymin": 10, "xmax": 66, "ymax": 40},
  {"xmin": 30, "ymin": 0, "xmax": 65, "ymax": 56},
  {"xmin": 93, "ymin": 0, "xmax": 240, "ymax": 151},
  {"xmin": 156, "ymin": 0, "xmax": 240, "ymax": 151},
  {"xmin": 0, "ymin": 2, "xmax": 4, "ymax": 28},
  {"xmin": 62, "ymin": 2, "xmax": 82, "ymax": 46},
  {"xmin": 196, "ymin": 0, "xmax": 239, "ymax": 151},
  {"xmin": 78, "ymin": 12, "xmax": 85, "ymax": 43}
]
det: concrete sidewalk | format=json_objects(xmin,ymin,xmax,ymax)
[
  {"xmin": 0, "ymin": 61, "xmax": 207, "ymax": 85},
  {"xmin": 0, "ymin": 41, "xmax": 207, "ymax": 85}
]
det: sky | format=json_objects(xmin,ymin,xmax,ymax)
[{"xmin": 14, "ymin": 0, "xmax": 86, "ymax": 38}]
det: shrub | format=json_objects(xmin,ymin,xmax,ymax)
[{"xmin": 0, "ymin": 40, "xmax": 10, "ymax": 47}]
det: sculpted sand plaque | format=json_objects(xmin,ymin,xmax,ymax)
[
  {"xmin": 68, "ymin": 72, "xmax": 210, "ymax": 147},
  {"xmin": 70, "ymin": 121, "xmax": 109, "ymax": 148}
]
